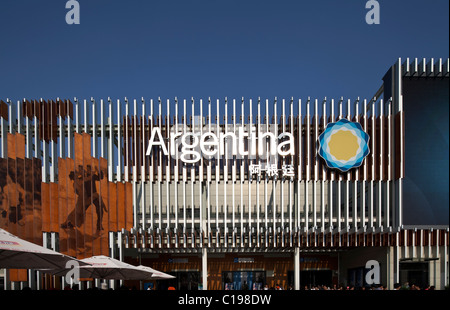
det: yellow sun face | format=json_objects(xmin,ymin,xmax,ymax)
[{"xmin": 328, "ymin": 130, "xmax": 359, "ymax": 161}]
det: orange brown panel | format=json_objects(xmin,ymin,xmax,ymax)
[
  {"xmin": 0, "ymin": 100, "xmax": 8, "ymax": 120},
  {"xmin": 83, "ymin": 159, "xmax": 94, "ymax": 259},
  {"xmin": 98, "ymin": 157, "xmax": 109, "ymax": 255},
  {"xmin": 23, "ymin": 158, "xmax": 34, "ymax": 241},
  {"xmin": 108, "ymin": 182, "xmax": 117, "ymax": 232},
  {"xmin": 125, "ymin": 181, "xmax": 133, "ymax": 230},
  {"xmin": 9, "ymin": 269, "xmax": 28, "ymax": 282},
  {"xmin": 58, "ymin": 158, "xmax": 69, "ymax": 255},
  {"xmin": 117, "ymin": 182, "xmax": 125, "ymax": 229},
  {"xmin": 15, "ymin": 157, "xmax": 25, "ymax": 240},
  {"xmin": 41, "ymin": 183, "xmax": 50, "ymax": 233},
  {"xmin": 73, "ymin": 133, "xmax": 85, "ymax": 257},
  {"xmin": 32, "ymin": 158, "xmax": 42, "ymax": 245},
  {"xmin": 6, "ymin": 156, "xmax": 17, "ymax": 236},
  {"xmin": 65, "ymin": 158, "xmax": 77, "ymax": 257},
  {"xmin": 50, "ymin": 182, "xmax": 59, "ymax": 233},
  {"xmin": 0, "ymin": 158, "xmax": 8, "ymax": 230}
]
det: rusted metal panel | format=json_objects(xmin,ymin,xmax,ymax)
[
  {"xmin": 125, "ymin": 181, "xmax": 133, "ymax": 230},
  {"xmin": 58, "ymin": 158, "xmax": 69, "ymax": 255},
  {"xmin": 41, "ymin": 180, "xmax": 51, "ymax": 234},
  {"xmin": 108, "ymin": 182, "xmax": 117, "ymax": 232},
  {"xmin": 97, "ymin": 157, "xmax": 109, "ymax": 255},
  {"xmin": 117, "ymin": 182, "xmax": 125, "ymax": 230},
  {"xmin": 32, "ymin": 158, "xmax": 42, "ymax": 245},
  {"xmin": 24, "ymin": 158, "xmax": 34, "ymax": 241}
]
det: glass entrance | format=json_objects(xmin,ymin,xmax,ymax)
[
  {"xmin": 222, "ymin": 271, "xmax": 265, "ymax": 290},
  {"xmin": 400, "ymin": 262, "xmax": 429, "ymax": 289}
]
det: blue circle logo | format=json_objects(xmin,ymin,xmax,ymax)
[{"xmin": 318, "ymin": 119, "xmax": 370, "ymax": 172}]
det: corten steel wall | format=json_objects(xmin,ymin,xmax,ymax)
[{"xmin": 0, "ymin": 99, "xmax": 135, "ymax": 263}]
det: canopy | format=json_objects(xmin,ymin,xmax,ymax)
[
  {"xmin": 0, "ymin": 228, "xmax": 86, "ymax": 269},
  {"xmin": 137, "ymin": 265, "xmax": 175, "ymax": 280},
  {"xmin": 42, "ymin": 255, "xmax": 154, "ymax": 281}
]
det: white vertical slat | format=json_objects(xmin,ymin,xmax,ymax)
[
  {"xmin": 379, "ymin": 99, "xmax": 384, "ymax": 229},
  {"xmin": 305, "ymin": 99, "xmax": 310, "ymax": 233},
  {"xmin": 67, "ymin": 99, "xmax": 74, "ymax": 159},
  {"xmin": 322, "ymin": 99, "xmax": 327, "ymax": 232},
  {"xmin": 354, "ymin": 99, "xmax": 360, "ymax": 231},
  {"xmin": 223, "ymin": 98, "xmax": 228, "ymax": 246},
  {"xmin": 387, "ymin": 99, "xmax": 392, "ymax": 227},
  {"xmin": 273, "ymin": 98, "xmax": 277, "ymax": 245},
  {"xmin": 337, "ymin": 99, "xmax": 342, "ymax": 233},
  {"xmin": 313, "ymin": 99, "xmax": 318, "ymax": 231},
  {"xmin": 8, "ymin": 99, "xmax": 14, "ymax": 134},
  {"xmin": 371, "ymin": 100, "xmax": 376, "ymax": 230},
  {"xmin": 264, "ymin": 99, "xmax": 269, "ymax": 244},
  {"xmin": 116, "ymin": 99, "xmax": 122, "ymax": 182},
  {"xmin": 183, "ymin": 99, "xmax": 187, "ymax": 234},
  {"xmin": 26, "ymin": 100, "xmax": 32, "ymax": 159},
  {"xmin": 397, "ymin": 58, "xmax": 404, "ymax": 228},
  {"xmin": 297, "ymin": 99, "xmax": 302, "ymax": 233},
  {"xmin": 233, "ymin": 99, "xmax": 239, "ymax": 244},
  {"xmin": 124, "ymin": 98, "xmax": 130, "ymax": 182},
  {"xmin": 49, "ymin": 100, "xmax": 57, "ymax": 182},
  {"xmin": 215, "ymin": 99, "xmax": 219, "ymax": 240},
  {"xmin": 92, "ymin": 99, "xmax": 97, "ymax": 158},
  {"xmin": 148, "ymin": 100, "xmax": 153, "ymax": 230},
  {"xmin": 290, "ymin": 98, "xmax": 294, "ymax": 236},
  {"xmin": 281, "ymin": 99, "xmax": 285, "ymax": 238},
  {"xmin": 207, "ymin": 98, "xmax": 211, "ymax": 238},
  {"xmin": 75, "ymin": 98, "xmax": 80, "ymax": 134},
  {"xmin": 107, "ymin": 98, "xmax": 113, "ymax": 181},
  {"xmin": 101, "ymin": 98, "xmax": 106, "ymax": 158},
  {"xmin": 41, "ymin": 100, "xmax": 49, "ymax": 182},
  {"xmin": 345, "ymin": 99, "xmax": 351, "ymax": 232},
  {"xmin": 16, "ymin": 100, "xmax": 22, "ymax": 134},
  {"xmin": 141, "ymin": 98, "xmax": 146, "ymax": 228},
  {"xmin": 133, "ymin": 99, "xmax": 138, "ymax": 183},
  {"xmin": 329, "ymin": 99, "xmax": 334, "ymax": 231},
  {"xmin": 257, "ymin": 98, "xmax": 261, "ymax": 245},
  {"xmin": 84, "ymin": 99, "xmax": 90, "ymax": 134},
  {"xmin": 199, "ymin": 98, "xmax": 204, "ymax": 245},
  {"xmin": 167, "ymin": 99, "xmax": 171, "ymax": 232},
  {"xmin": 157, "ymin": 99, "xmax": 162, "ymax": 232},
  {"xmin": 172, "ymin": 98, "xmax": 178, "ymax": 236},
  {"xmin": 362, "ymin": 99, "xmax": 368, "ymax": 230}
]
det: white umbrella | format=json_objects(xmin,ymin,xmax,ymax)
[
  {"xmin": 0, "ymin": 228, "xmax": 86, "ymax": 269},
  {"xmin": 42, "ymin": 255, "xmax": 154, "ymax": 281},
  {"xmin": 137, "ymin": 265, "xmax": 175, "ymax": 280}
]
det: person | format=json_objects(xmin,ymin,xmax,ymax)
[
  {"xmin": 242, "ymin": 281, "xmax": 249, "ymax": 290},
  {"xmin": 393, "ymin": 283, "xmax": 401, "ymax": 290}
]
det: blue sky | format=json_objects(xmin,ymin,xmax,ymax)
[{"xmin": 0, "ymin": 0, "xmax": 448, "ymax": 115}]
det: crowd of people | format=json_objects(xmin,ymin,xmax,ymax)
[{"xmin": 298, "ymin": 282, "xmax": 437, "ymax": 290}]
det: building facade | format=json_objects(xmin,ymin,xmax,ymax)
[{"xmin": 0, "ymin": 58, "xmax": 448, "ymax": 290}]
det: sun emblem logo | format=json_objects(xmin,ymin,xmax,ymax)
[{"xmin": 318, "ymin": 119, "xmax": 370, "ymax": 172}]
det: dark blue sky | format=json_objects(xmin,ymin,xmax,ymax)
[{"xmin": 0, "ymin": 0, "xmax": 448, "ymax": 111}]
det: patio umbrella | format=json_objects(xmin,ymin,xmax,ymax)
[
  {"xmin": 42, "ymin": 255, "xmax": 154, "ymax": 281},
  {"xmin": 137, "ymin": 265, "xmax": 175, "ymax": 280},
  {"xmin": 0, "ymin": 228, "xmax": 86, "ymax": 269}
]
